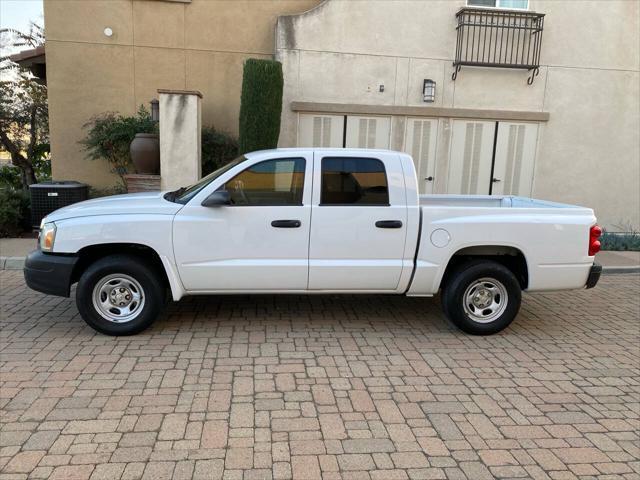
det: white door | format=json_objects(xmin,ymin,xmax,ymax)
[
  {"xmin": 345, "ymin": 116, "xmax": 391, "ymax": 149},
  {"xmin": 298, "ymin": 114, "xmax": 344, "ymax": 147},
  {"xmin": 447, "ymin": 120, "xmax": 496, "ymax": 194},
  {"xmin": 404, "ymin": 118, "xmax": 438, "ymax": 194},
  {"xmin": 173, "ymin": 155, "xmax": 312, "ymax": 291},
  {"xmin": 308, "ymin": 152, "xmax": 408, "ymax": 291},
  {"xmin": 491, "ymin": 122, "xmax": 538, "ymax": 196}
]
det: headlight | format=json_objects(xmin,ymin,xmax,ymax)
[{"xmin": 39, "ymin": 222, "xmax": 57, "ymax": 252}]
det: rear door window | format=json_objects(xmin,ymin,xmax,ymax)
[{"xmin": 320, "ymin": 157, "xmax": 389, "ymax": 206}]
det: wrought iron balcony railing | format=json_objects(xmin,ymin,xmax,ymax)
[{"xmin": 452, "ymin": 7, "xmax": 545, "ymax": 84}]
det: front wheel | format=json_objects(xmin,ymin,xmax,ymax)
[
  {"xmin": 441, "ymin": 260, "xmax": 521, "ymax": 335},
  {"xmin": 76, "ymin": 254, "xmax": 165, "ymax": 336}
]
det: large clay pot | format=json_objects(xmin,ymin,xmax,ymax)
[{"xmin": 130, "ymin": 133, "xmax": 160, "ymax": 174}]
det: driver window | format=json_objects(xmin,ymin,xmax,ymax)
[{"xmin": 223, "ymin": 158, "xmax": 306, "ymax": 206}]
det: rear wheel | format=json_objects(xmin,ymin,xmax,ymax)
[
  {"xmin": 76, "ymin": 254, "xmax": 165, "ymax": 335},
  {"xmin": 442, "ymin": 260, "xmax": 521, "ymax": 335}
]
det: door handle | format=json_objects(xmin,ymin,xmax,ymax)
[
  {"xmin": 492, "ymin": 178, "xmax": 501, "ymax": 183},
  {"xmin": 375, "ymin": 220, "xmax": 403, "ymax": 229},
  {"xmin": 271, "ymin": 220, "xmax": 301, "ymax": 228},
  {"xmin": 425, "ymin": 176, "xmax": 434, "ymax": 181}
]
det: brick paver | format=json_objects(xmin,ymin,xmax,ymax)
[{"xmin": 1, "ymin": 270, "xmax": 639, "ymax": 479}]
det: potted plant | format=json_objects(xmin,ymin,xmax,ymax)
[
  {"xmin": 81, "ymin": 106, "xmax": 158, "ymax": 179},
  {"xmin": 130, "ymin": 132, "xmax": 160, "ymax": 175}
]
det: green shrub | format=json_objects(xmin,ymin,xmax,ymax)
[
  {"xmin": 0, "ymin": 155, "xmax": 50, "ymax": 190},
  {"xmin": 238, "ymin": 59, "xmax": 284, "ymax": 154},
  {"xmin": 601, "ymin": 225, "xmax": 640, "ymax": 251},
  {"xmin": 0, "ymin": 188, "xmax": 30, "ymax": 237},
  {"xmin": 201, "ymin": 127, "xmax": 239, "ymax": 176},
  {"xmin": 81, "ymin": 106, "xmax": 156, "ymax": 178},
  {"xmin": 0, "ymin": 165, "xmax": 22, "ymax": 190}
]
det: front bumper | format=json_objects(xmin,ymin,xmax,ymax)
[
  {"xmin": 585, "ymin": 263, "xmax": 602, "ymax": 289},
  {"xmin": 24, "ymin": 250, "xmax": 79, "ymax": 297}
]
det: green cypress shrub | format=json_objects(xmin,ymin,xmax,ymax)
[
  {"xmin": 201, "ymin": 126, "xmax": 239, "ymax": 175},
  {"xmin": 238, "ymin": 59, "xmax": 284, "ymax": 154}
]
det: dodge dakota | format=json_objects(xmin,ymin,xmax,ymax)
[{"xmin": 24, "ymin": 148, "xmax": 602, "ymax": 336}]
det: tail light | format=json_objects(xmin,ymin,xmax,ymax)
[{"xmin": 589, "ymin": 225, "xmax": 602, "ymax": 256}]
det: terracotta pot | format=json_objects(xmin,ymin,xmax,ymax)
[{"xmin": 130, "ymin": 133, "xmax": 160, "ymax": 174}]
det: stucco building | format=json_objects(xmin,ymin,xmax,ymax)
[
  {"xmin": 43, "ymin": 0, "xmax": 317, "ymax": 187},
  {"xmin": 44, "ymin": 0, "xmax": 639, "ymax": 229}
]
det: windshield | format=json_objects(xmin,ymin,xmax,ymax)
[{"xmin": 169, "ymin": 156, "xmax": 246, "ymax": 204}]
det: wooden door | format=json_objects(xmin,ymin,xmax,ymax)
[
  {"xmin": 298, "ymin": 114, "xmax": 344, "ymax": 148},
  {"xmin": 404, "ymin": 118, "xmax": 438, "ymax": 194},
  {"xmin": 345, "ymin": 116, "xmax": 392, "ymax": 149},
  {"xmin": 447, "ymin": 120, "xmax": 496, "ymax": 194},
  {"xmin": 491, "ymin": 122, "xmax": 538, "ymax": 196}
]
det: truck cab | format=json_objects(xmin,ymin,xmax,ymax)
[{"xmin": 171, "ymin": 149, "xmax": 416, "ymax": 293}]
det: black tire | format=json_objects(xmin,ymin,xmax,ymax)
[
  {"xmin": 76, "ymin": 254, "xmax": 165, "ymax": 336},
  {"xmin": 441, "ymin": 259, "xmax": 521, "ymax": 335}
]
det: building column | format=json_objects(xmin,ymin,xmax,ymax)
[{"xmin": 158, "ymin": 89, "xmax": 202, "ymax": 191}]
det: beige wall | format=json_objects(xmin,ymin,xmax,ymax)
[
  {"xmin": 276, "ymin": 0, "xmax": 640, "ymax": 229},
  {"xmin": 44, "ymin": 0, "xmax": 319, "ymax": 188}
]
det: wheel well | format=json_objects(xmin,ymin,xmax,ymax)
[
  {"xmin": 440, "ymin": 246, "xmax": 529, "ymax": 290},
  {"xmin": 71, "ymin": 243, "xmax": 169, "ymax": 287}
]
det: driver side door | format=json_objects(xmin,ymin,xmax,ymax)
[{"xmin": 173, "ymin": 154, "xmax": 312, "ymax": 292}]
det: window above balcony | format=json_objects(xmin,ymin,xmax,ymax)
[
  {"xmin": 468, "ymin": 0, "xmax": 529, "ymax": 10},
  {"xmin": 452, "ymin": 6, "xmax": 545, "ymax": 84}
]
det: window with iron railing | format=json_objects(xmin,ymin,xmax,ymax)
[
  {"xmin": 468, "ymin": 0, "xmax": 529, "ymax": 10},
  {"xmin": 452, "ymin": 7, "xmax": 545, "ymax": 84}
]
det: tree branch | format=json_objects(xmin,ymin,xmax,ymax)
[
  {"xmin": 0, "ymin": 128, "xmax": 36, "ymax": 187},
  {"xmin": 0, "ymin": 129, "xmax": 23, "ymax": 158},
  {"xmin": 27, "ymin": 104, "xmax": 37, "ymax": 160}
]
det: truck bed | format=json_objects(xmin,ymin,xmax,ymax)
[
  {"xmin": 419, "ymin": 194, "xmax": 588, "ymax": 211},
  {"xmin": 407, "ymin": 195, "xmax": 597, "ymax": 296}
]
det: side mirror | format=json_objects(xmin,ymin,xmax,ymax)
[{"xmin": 201, "ymin": 190, "xmax": 231, "ymax": 207}]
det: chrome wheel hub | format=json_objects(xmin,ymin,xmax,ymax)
[
  {"xmin": 463, "ymin": 278, "xmax": 508, "ymax": 324},
  {"xmin": 472, "ymin": 288, "xmax": 493, "ymax": 308},
  {"xmin": 110, "ymin": 287, "xmax": 132, "ymax": 306},
  {"xmin": 92, "ymin": 274, "xmax": 145, "ymax": 323}
]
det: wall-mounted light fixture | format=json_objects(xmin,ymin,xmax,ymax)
[
  {"xmin": 423, "ymin": 79, "xmax": 436, "ymax": 103},
  {"xmin": 150, "ymin": 99, "xmax": 159, "ymax": 122},
  {"xmin": 103, "ymin": 27, "xmax": 113, "ymax": 37}
]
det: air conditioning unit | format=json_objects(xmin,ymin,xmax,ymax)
[{"xmin": 29, "ymin": 181, "xmax": 89, "ymax": 228}]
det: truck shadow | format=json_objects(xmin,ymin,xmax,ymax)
[
  {"xmin": 160, "ymin": 293, "xmax": 455, "ymax": 334},
  {"xmin": 8, "ymin": 273, "xmax": 631, "ymax": 341}
]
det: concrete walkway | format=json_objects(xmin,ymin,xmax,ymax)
[
  {"xmin": 0, "ymin": 238, "xmax": 36, "ymax": 270},
  {"xmin": 0, "ymin": 238, "xmax": 36, "ymax": 257},
  {"xmin": 1, "ymin": 237, "xmax": 639, "ymax": 272},
  {"xmin": 597, "ymin": 250, "xmax": 640, "ymax": 267}
]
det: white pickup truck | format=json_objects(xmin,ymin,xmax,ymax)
[{"xmin": 25, "ymin": 148, "xmax": 602, "ymax": 336}]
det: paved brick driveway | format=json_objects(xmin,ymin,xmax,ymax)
[{"xmin": 1, "ymin": 271, "xmax": 639, "ymax": 480}]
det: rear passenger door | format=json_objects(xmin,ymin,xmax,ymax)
[{"xmin": 308, "ymin": 152, "xmax": 408, "ymax": 291}]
